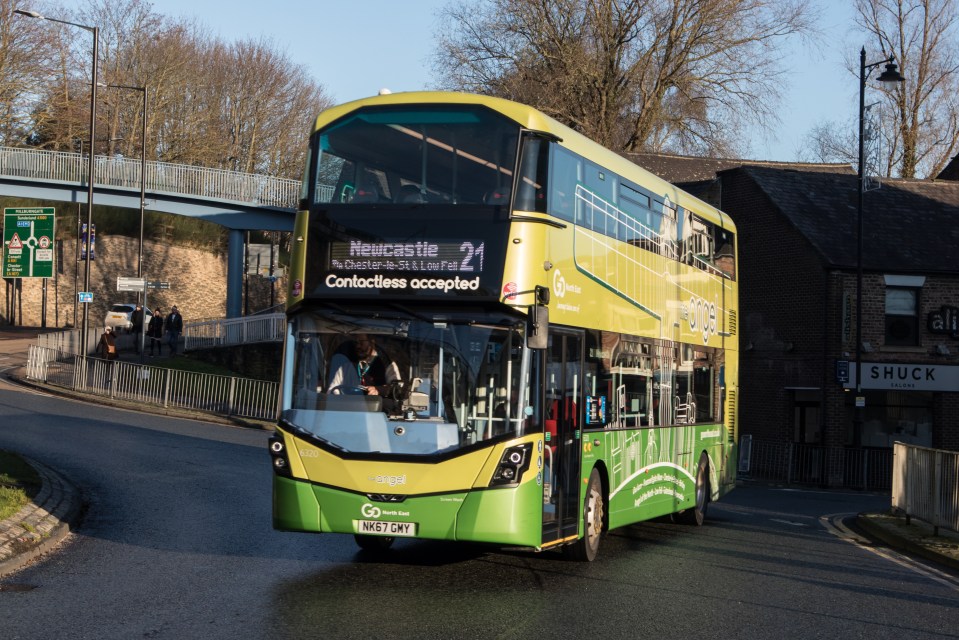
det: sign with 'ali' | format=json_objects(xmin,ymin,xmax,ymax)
[{"xmin": 928, "ymin": 305, "xmax": 959, "ymax": 338}]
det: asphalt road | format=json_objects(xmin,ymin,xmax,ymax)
[{"xmin": 0, "ymin": 383, "xmax": 957, "ymax": 640}]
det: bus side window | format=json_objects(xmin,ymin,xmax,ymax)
[
  {"xmin": 714, "ymin": 230, "xmax": 736, "ymax": 279},
  {"xmin": 515, "ymin": 137, "xmax": 549, "ymax": 213},
  {"xmin": 549, "ymin": 146, "xmax": 580, "ymax": 223}
]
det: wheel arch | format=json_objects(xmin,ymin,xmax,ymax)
[
  {"xmin": 703, "ymin": 448, "xmax": 720, "ymax": 502},
  {"xmin": 589, "ymin": 460, "xmax": 610, "ymax": 532}
]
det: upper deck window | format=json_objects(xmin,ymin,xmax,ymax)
[{"xmin": 312, "ymin": 105, "xmax": 521, "ymax": 206}]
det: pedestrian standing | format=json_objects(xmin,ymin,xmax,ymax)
[
  {"xmin": 165, "ymin": 305, "xmax": 183, "ymax": 356},
  {"xmin": 131, "ymin": 304, "xmax": 144, "ymax": 354},
  {"xmin": 98, "ymin": 326, "xmax": 118, "ymax": 385},
  {"xmin": 98, "ymin": 326, "xmax": 118, "ymax": 361},
  {"xmin": 148, "ymin": 307, "xmax": 165, "ymax": 356}
]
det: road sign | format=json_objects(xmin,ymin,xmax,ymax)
[
  {"xmin": 146, "ymin": 281, "xmax": 170, "ymax": 290},
  {"xmin": 3, "ymin": 207, "xmax": 56, "ymax": 278},
  {"xmin": 78, "ymin": 292, "xmax": 93, "ymax": 303},
  {"xmin": 117, "ymin": 276, "xmax": 147, "ymax": 292}
]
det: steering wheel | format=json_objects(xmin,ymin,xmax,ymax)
[
  {"xmin": 329, "ymin": 385, "xmax": 366, "ymax": 395},
  {"xmin": 382, "ymin": 380, "xmax": 409, "ymax": 401}
]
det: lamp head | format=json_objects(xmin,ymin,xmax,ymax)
[{"xmin": 878, "ymin": 61, "xmax": 904, "ymax": 88}]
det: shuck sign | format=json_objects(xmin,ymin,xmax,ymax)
[{"xmin": 846, "ymin": 361, "xmax": 959, "ymax": 392}]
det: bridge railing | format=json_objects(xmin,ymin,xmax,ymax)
[
  {"xmin": 184, "ymin": 313, "xmax": 285, "ymax": 350},
  {"xmin": 0, "ymin": 145, "xmax": 299, "ymax": 209}
]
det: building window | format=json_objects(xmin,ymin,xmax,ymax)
[
  {"xmin": 791, "ymin": 389, "xmax": 821, "ymax": 444},
  {"xmin": 884, "ymin": 286, "xmax": 919, "ymax": 346},
  {"xmin": 847, "ymin": 391, "xmax": 933, "ymax": 448}
]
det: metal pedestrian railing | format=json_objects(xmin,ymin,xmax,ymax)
[
  {"xmin": 37, "ymin": 325, "xmax": 103, "ymax": 356},
  {"xmin": 184, "ymin": 313, "xmax": 285, "ymax": 350},
  {"xmin": 738, "ymin": 437, "xmax": 894, "ymax": 491},
  {"xmin": 40, "ymin": 313, "xmax": 283, "ymax": 357},
  {"xmin": 0, "ymin": 145, "xmax": 299, "ymax": 209},
  {"xmin": 26, "ymin": 344, "xmax": 278, "ymax": 421},
  {"xmin": 892, "ymin": 442, "xmax": 959, "ymax": 536}
]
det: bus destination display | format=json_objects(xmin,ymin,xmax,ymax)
[{"xmin": 330, "ymin": 240, "xmax": 485, "ymax": 274}]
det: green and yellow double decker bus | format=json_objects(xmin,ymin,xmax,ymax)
[{"xmin": 269, "ymin": 91, "xmax": 739, "ymax": 561}]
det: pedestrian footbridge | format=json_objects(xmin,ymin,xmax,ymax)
[{"xmin": 0, "ymin": 145, "xmax": 300, "ymax": 317}]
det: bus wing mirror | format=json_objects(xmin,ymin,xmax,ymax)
[{"xmin": 527, "ymin": 304, "xmax": 549, "ymax": 350}]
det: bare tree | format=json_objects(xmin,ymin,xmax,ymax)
[
  {"xmin": 204, "ymin": 37, "xmax": 330, "ymax": 177},
  {"xmin": 13, "ymin": 0, "xmax": 330, "ymax": 179},
  {"xmin": 797, "ymin": 120, "xmax": 857, "ymax": 166},
  {"xmin": 433, "ymin": 0, "xmax": 816, "ymax": 155},
  {"xmin": 800, "ymin": 0, "xmax": 959, "ymax": 179},
  {"xmin": 858, "ymin": 0, "xmax": 959, "ymax": 179},
  {"xmin": 82, "ymin": 0, "xmax": 165, "ymax": 156},
  {"xmin": 20, "ymin": 0, "xmax": 179, "ymax": 155},
  {"xmin": 0, "ymin": 0, "xmax": 60, "ymax": 145}
]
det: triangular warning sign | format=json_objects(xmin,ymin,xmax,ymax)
[{"xmin": 8, "ymin": 233, "xmax": 23, "ymax": 249}]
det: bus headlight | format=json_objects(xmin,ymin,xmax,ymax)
[
  {"xmin": 268, "ymin": 433, "xmax": 292, "ymax": 478},
  {"xmin": 490, "ymin": 443, "xmax": 533, "ymax": 487}
]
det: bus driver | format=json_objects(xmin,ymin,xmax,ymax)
[{"xmin": 327, "ymin": 333, "xmax": 400, "ymax": 396}]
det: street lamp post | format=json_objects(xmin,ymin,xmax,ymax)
[
  {"xmin": 74, "ymin": 140, "xmax": 85, "ymax": 329},
  {"xmin": 854, "ymin": 47, "xmax": 904, "ymax": 446},
  {"xmin": 101, "ymin": 83, "xmax": 147, "ymax": 361},
  {"xmin": 73, "ymin": 137, "xmax": 121, "ymax": 328},
  {"xmin": 102, "ymin": 84, "xmax": 148, "ymax": 289},
  {"xmin": 16, "ymin": 9, "xmax": 99, "ymax": 355}
]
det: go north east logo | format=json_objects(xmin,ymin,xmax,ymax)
[{"xmin": 553, "ymin": 269, "xmax": 581, "ymax": 313}]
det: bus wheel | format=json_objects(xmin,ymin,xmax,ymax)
[
  {"xmin": 677, "ymin": 452, "xmax": 709, "ymax": 526},
  {"xmin": 354, "ymin": 534, "xmax": 395, "ymax": 552},
  {"xmin": 564, "ymin": 467, "xmax": 604, "ymax": 562}
]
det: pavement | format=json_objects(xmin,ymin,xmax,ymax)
[
  {"xmin": 0, "ymin": 325, "xmax": 268, "ymax": 578},
  {"xmin": 0, "ymin": 326, "xmax": 84, "ymax": 578},
  {"xmin": 0, "ymin": 326, "xmax": 957, "ymax": 578}
]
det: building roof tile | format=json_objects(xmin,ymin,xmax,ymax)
[{"xmin": 728, "ymin": 166, "xmax": 959, "ymax": 273}]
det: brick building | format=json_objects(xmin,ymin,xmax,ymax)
[{"xmin": 629, "ymin": 152, "xmax": 959, "ymax": 484}]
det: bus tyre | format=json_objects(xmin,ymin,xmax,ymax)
[
  {"xmin": 354, "ymin": 534, "xmax": 395, "ymax": 552},
  {"xmin": 565, "ymin": 467, "xmax": 604, "ymax": 562},
  {"xmin": 677, "ymin": 452, "xmax": 709, "ymax": 526}
]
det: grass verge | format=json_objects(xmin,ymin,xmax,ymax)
[
  {"xmin": 150, "ymin": 355, "xmax": 242, "ymax": 377},
  {"xmin": 0, "ymin": 451, "xmax": 41, "ymax": 521}
]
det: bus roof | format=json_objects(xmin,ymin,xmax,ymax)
[{"xmin": 312, "ymin": 91, "xmax": 734, "ymax": 232}]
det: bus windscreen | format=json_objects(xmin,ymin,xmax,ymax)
[{"xmin": 312, "ymin": 105, "xmax": 520, "ymax": 207}]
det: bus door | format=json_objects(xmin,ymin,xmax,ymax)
[{"xmin": 542, "ymin": 330, "xmax": 584, "ymax": 544}]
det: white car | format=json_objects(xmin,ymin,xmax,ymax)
[{"xmin": 104, "ymin": 303, "xmax": 153, "ymax": 333}]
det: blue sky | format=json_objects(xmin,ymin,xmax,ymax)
[{"xmin": 68, "ymin": 0, "xmax": 869, "ymax": 162}]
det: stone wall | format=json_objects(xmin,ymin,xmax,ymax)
[{"xmin": 2, "ymin": 235, "xmax": 285, "ymax": 328}]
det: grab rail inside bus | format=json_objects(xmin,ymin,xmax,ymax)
[{"xmin": 543, "ymin": 442, "xmax": 553, "ymax": 503}]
